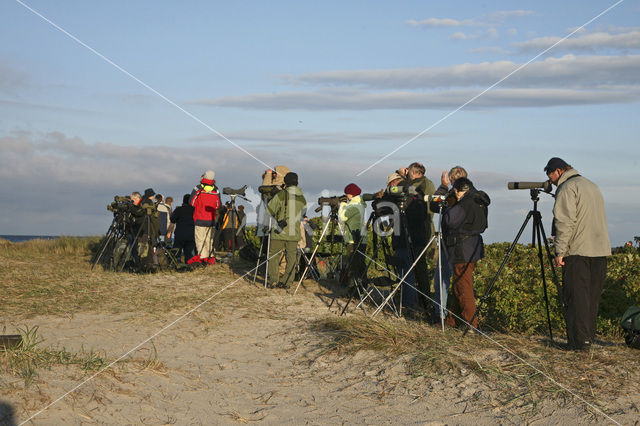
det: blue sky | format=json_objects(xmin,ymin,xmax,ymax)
[{"xmin": 0, "ymin": 0, "xmax": 638, "ymax": 245}]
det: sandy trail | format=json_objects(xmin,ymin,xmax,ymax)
[{"xmin": 1, "ymin": 276, "xmax": 635, "ymax": 425}]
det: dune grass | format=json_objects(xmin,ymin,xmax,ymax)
[
  {"xmin": 317, "ymin": 315, "xmax": 640, "ymax": 419},
  {"xmin": 0, "ymin": 237, "xmax": 259, "ymax": 319}
]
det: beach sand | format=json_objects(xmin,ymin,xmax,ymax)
[{"xmin": 1, "ymin": 274, "xmax": 637, "ymax": 425}]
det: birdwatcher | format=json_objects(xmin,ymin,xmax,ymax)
[
  {"xmin": 430, "ymin": 165, "xmax": 467, "ymax": 323},
  {"xmin": 338, "ymin": 183, "xmax": 367, "ymax": 288},
  {"xmin": 131, "ymin": 188, "xmax": 160, "ymax": 271},
  {"xmin": 442, "ymin": 177, "xmax": 490, "ymax": 329},
  {"xmin": 189, "ymin": 170, "xmax": 221, "ymax": 265},
  {"xmin": 266, "ymin": 172, "xmax": 306, "ymax": 289},
  {"xmin": 397, "ymin": 162, "xmax": 436, "ymax": 313},
  {"xmin": 544, "ymin": 157, "xmax": 610, "ymax": 351}
]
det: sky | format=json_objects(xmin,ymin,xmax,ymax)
[{"xmin": 0, "ymin": 0, "xmax": 638, "ymax": 245}]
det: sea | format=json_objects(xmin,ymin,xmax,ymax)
[{"xmin": 0, "ymin": 235, "xmax": 59, "ymax": 243}]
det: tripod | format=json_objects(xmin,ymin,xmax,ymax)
[
  {"xmin": 252, "ymin": 195, "xmax": 273, "ymax": 287},
  {"xmin": 223, "ymin": 192, "xmax": 250, "ymax": 258},
  {"xmin": 293, "ymin": 207, "xmax": 344, "ymax": 295},
  {"xmin": 465, "ymin": 188, "xmax": 561, "ymax": 341},
  {"xmin": 91, "ymin": 211, "xmax": 130, "ymax": 270},
  {"xmin": 370, "ymin": 203, "xmax": 432, "ymax": 318}
]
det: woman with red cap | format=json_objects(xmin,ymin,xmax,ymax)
[{"xmin": 338, "ymin": 183, "xmax": 367, "ymax": 287}]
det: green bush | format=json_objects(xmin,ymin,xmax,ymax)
[{"xmin": 473, "ymin": 243, "xmax": 640, "ymax": 337}]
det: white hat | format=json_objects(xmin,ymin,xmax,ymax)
[{"xmin": 203, "ymin": 170, "xmax": 215, "ymax": 180}]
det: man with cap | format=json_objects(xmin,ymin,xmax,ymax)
[
  {"xmin": 338, "ymin": 183, "xmax": 367, "ymax": 287},
  {"xmin": 383, "ymin": 171, "xmax": 420, "ymax": 314},
  {"xmin": 544, "ymin": 157, "xmax": 610, "ymax": 351},
  {"xmin": 398, "ymin": 162, "xmax": 437, "ymax": 312},
  {"xmin": 266, "ymin": 172, "xmax": 306, "ymax": 289},
  {"xmin": 189, "ymin": 170, "xmax": 221, "ymax": 265},
  {"xmin": 430, "ymin": 166, "xmax": 468, "ymax": 323}
]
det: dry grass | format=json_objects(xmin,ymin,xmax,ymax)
[
  {"xmin": 317, "ymin": 315, "xmax": 640, "ymax": 418},
  {"xmin": 0, "ymin": 237, "xmax": 267, "ymax": 388},
  {"xmin": 0, "ymin": 237, "xmax": 262, "ymax": 320}
]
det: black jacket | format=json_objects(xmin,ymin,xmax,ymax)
[
  {"xmin": 170, "ymin": 203, "xmax": 195, "ymax": 242},
  {"xmin": 442, "ymin": 186, "xmax": 490, "ymax": 264}
]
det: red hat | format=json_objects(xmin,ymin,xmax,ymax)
[{"xmin": 344, "ymin": 183, "xmax": 361, "ymax": 196}]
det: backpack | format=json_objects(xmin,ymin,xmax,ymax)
[{"xmin": 621, "ymin": 306, "xmax": 640, "ymax": 349}]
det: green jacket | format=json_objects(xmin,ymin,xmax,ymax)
[
  {"xmin": 267, "ymin": 186, "xmax": 307, "ymax": 241},
  {"xmin": 553, "ymin": 168, "xmax": 610, "ymax": 257},
  {"xmin": 338, "ymin": 195, "xmax": 367, "ymax": 244}
]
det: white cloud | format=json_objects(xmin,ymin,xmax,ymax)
[
  {"xmin": 515, "ymin": 29, "xmax": 640, "ymax": 52},
  {"xmin": 450, "ymin": 32, "xmax": 469, "ymax": 40},
  {"xmin": 280, "ymin": 55, "xmax": 640, "ymax": 90},
  {"xmin": 407, "ymin": 18, "xmax": 470, "ymax": 28},
  {"xmin": 486, "ymin": 28, "xmax": 499, "ymax": 39},
  {"xmin": 186, "ymin": 129, "xmax": 439, "ymax": 146},
  {"xmin": 407, "ymin": 10, "xmax": 533, "ymax": 29},
  {"xmin": 188, "ymin": 87, "xmax": 639, "ymax": 111},
  {"xmin": 485, "ymin": 10, "xmax": 534, "ymax": 23},
  {"xmin": 469, "ymin": 46, "xmax": 510, "ymax": 55},
  {"xmin": 1, "ymin": 132, "xmax": 635, "ymax": 246}
]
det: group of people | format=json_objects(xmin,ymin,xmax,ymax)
[
  {"xmin": 254, "ymin": 157, "xmax": 610, "ymax": 352},
  {"xmin": 126, "ymin": 170, "xmax": 247, "ymax": 269},
  {"xmin": 123, "ymin": 156, "xmax": 610, "ymax": 351}
]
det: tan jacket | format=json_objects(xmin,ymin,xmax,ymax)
[{"xmin": 553, "ymin": 168, "xmax": 611, "ymax": 257}]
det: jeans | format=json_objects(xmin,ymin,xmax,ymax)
[
  {"xmin": 433, "ymin": 247, "xmax": 452, "ymax": 318},
  {"xmin": 394, "ymin": 247, "xmax": 418, "ymax": 311}
]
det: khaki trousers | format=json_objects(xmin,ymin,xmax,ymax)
[{"xmin": 194, "ymin": 226, "xmax": 214, "ymax": 259}]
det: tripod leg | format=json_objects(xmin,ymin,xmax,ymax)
[
  {"xmin": 464, "ymin": 210, "xmax": 534, "ymax": 335},
  {"xmin": 293, "ymin": 217, "xmax": 332, "ymax": 295},
  {"xmin": 253, "ymin": 234, "xmax": 265, "ymax": 284},
  {"xmin": 534, "ymin": 212, "xmax": 554, "ymax": 343}
]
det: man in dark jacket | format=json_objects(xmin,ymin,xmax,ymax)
[
  {"xmin": 170, "ymin": 194, "xmax": 196, "ymax": 263},
  {"xmin": 442, "ymin": 178, "xmax": 490, "ymax": 328},
  {"xmin": 398, "ymin": 162, "xmax": 436, "ymax": 311},
  {"xmin": 189, "ymin": 170, "xmax": 221, "ymax": 265},
  {"xmin": 431, "ymin": 166, "xmax": 467, "ymax": 322}
]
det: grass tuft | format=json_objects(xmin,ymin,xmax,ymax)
[{"xmin": 316, "ymin": 314, "xmax": 640, "ymax": 416}]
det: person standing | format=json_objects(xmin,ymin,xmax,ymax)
[
  {"xmin": 266, "ymin": 172, "xmax": 306, "ymax": 289},
  {"xmin": 442, "ymin": 177, "xmax": 490, "ymax": 329},
  {"xmin": 431, "ymin": 166, "xmax": 467, "ymax": 322},
  {"xmin": 155, "ymin": 194, "xmax": 171, "ymax": 243},
  {"xmin": 169, "ymin": 194, "xmax": 196, "ymax": 263},
  {"xmin": 338, "ymin": 183, "xmax": 367, "ymax": 287},
  {"xmin": 189, "ymin": 170, "xmax": 221, "ymax": 265},
  {"xmin": 544, "ymin": 157, "xmax": 611, "ymax": 351},
  {"xmin": 397, "ymin": 162, "xmax": 436, "ymax": 312}
]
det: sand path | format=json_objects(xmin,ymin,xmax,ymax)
[{"xmin": 1, "ymin": 277, "xmax": 633, "ymax": 425}]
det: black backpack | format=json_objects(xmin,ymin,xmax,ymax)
[{"xmin": 621, "ymin": 306, "xmax": 640, "ymax": 349}]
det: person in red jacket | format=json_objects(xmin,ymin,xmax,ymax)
[{"xmin": 188, "ymin": 170, "xmax": 221, "ymax": 265}]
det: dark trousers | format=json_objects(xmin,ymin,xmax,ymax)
[
  {"xmin": 343, "ymin": 243, "xmax": 367, "ymax": 286},
  {"xmin": 173, "ymin": 239, "xmax": 196, "ymax": 263},
  {"xmin": 562, "ymin": 255, "xmax": 607, "ymax": 349},
  {"xmin": 446, "ymin": 262, "xmax": 477, "ymax": 328}
]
